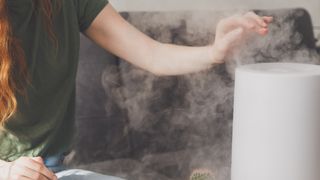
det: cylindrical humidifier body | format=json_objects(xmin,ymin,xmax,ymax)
[{"xmin": 231, "ymin": 63, "xmax": 320, "ymax": 180}]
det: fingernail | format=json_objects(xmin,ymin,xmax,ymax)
[{"xmin": 259, "ymin": 28, "xmax": 268, "ymax": 35}]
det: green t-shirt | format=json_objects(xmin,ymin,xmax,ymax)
[{"xmin": 0, "ymin": 0, "xmax": 109, "ymax": 162}]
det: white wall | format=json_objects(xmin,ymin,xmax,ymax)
[{"xmin": 109, "ymin": 0, "xmax": 320, "ymax": 34}]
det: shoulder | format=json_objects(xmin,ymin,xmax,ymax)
[
  {"xmin": 68, "ymin": 0, "xmax": 109, "ymax": 8},
  {"xmin": 65, "ymin": 0, "xmax": 109, "ymax": 32}
]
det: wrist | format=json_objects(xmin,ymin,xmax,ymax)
[{"xmin": 208, "ymin": 44, "xmax": 225, "ymax": 65}]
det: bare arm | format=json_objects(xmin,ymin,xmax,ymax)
[{"xmin": 85, "ymin": 4, "xmax": 272, "ymax": 76}]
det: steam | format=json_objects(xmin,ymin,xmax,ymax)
[
  {"xmin": 225, "ymin": 9, "xmax": 320, "ymax": 77},
  {"xmin": 101, "ymin": 10, "xmax": 320, "ymax": 180}
]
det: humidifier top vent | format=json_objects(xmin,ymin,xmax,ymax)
[{"xmin": 237, "ymin": 63, "xmax": 320, "ymax": 76}]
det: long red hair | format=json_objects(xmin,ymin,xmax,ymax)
[{"xmin": 0, "ymin": 0, "xmax": 60, "ymax": 126}]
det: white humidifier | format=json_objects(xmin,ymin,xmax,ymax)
[{"xmin": 231, "ymin": 63, "xmax": 320, "ymax": 180}]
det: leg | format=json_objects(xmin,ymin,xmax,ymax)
[{"xmin": 56, "ymin": 169, "xmax": 125, "ymax": 180}]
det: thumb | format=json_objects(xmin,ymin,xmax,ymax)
[{"xmin": 32, "ymin": 157, "xmax": 44, "ymax": 163}]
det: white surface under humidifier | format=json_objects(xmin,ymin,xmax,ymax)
[{"xmin": 231, "ymin": 63, "xmax": 320, "ymax": 180}]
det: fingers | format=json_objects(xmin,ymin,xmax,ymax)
[
  {"xmin": 243, "ymin": 12, "xmax": 272, "ymax": 35},
  {"xmin": 262, "ymin": 16, "xmax": 273, "ymax": 23},
  {"xmin": 218, "ymin": 11, "xmax": 272, "ymax": 36},
  {"xmin": 233, "ymin": 16, "xmax": 256, "ymax": 31},
  {"xmin": 244, "ymin": 11, "xmax": 267, "ymax": 28},
  {"xmin": 212, "ymin": 11, "xmax": 273, "ymax": 63},
  {"xmin": 9, "ymin": 174, "xmax": 31, "ymax": 180},
  {"xmin": 32, "ymin": 157, "xmax": 44, "ymax": 163},
  {"xmin": 14, "ymin": 157, "xmax": 57, "ymax": 180},
  {"xmin": 258, "ymin": 28, "xmax": 269, "ymax": 35},
  {"xmin": 10, "ymin": 163, "xmax": 48, "ymax": 180}
]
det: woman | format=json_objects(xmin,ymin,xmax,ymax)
[{"xmin": 0, "ymin": 0, "xmax": 272, "ymax": 179}]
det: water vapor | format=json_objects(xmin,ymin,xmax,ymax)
[{"xmin": 100, "ymin": 9, "xmax": 320, "ymax": 180}]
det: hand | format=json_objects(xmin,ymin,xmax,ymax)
[
  {"xmin": 211, "ymin": 11, "xmax": 273, "ymax": 63},
  {"xmin": 0, "ymin": 157, "xmax": 58, "ymax": 180}
]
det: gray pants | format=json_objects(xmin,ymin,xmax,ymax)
[{"xmin": 56, "ymin": 169, "xmax": 125, "ymax": 180}]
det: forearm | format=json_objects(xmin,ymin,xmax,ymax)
[
  {"xmin": 150, "ymin": 42, "xmax": 215, "ymax": 76},
  {"xmin": 86, "ymin": 5, "xmax": 271, "ymax": 77},
  {"xmin": 86, "ymin": 5, "xmax": 217, "ymax": 76}
]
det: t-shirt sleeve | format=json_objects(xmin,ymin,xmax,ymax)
[{"xmin": 76, "ymin": 0, "xmax": 109, "ymax": 32}]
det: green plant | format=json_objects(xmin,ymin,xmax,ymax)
[{"xmin": 190, "ymin": 168, "xmax": 215, "ymax": 180}]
